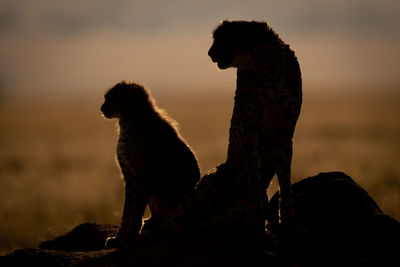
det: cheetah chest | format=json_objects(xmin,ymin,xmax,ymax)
[{"xmin": 117, "ymin": 136, "xmax": 155, "ymax": 177}]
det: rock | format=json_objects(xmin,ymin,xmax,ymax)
[
  {"xmin": 39, "ymin": 223, "xmax": 119, "ymax": 252},
  {"xmin": 268, "ymin": 171, "xmax": 400, "ymax": 266},
  {"xmin": 268, "ymin": 171, "xmax": 383, "ymax": 228},
  {"xmin": 1, "ymin": 248, "xmax": 70, "ymax": 266},
  {"xmin": 2, "ymin": 231, "xmax": 263, "ymax": 267}
]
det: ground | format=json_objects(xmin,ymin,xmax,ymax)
[{"xmin": 2, "ymin": 172, "xmax": 400, "ymax": 267}]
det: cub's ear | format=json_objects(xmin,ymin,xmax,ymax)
[{"xmin": 117, "ymin": 80, "xmax": 129, "ymax": 87}]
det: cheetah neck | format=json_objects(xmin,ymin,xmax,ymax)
[
  {"xmin": 117, "ymin": 113, "xmax": 157, "ymax": 140},
  {"xmin": 227, "ymin": 46, "xmax": 301, "ymax": 168},
  {"xmin": 235, "ymin": 45, "xmax": 294, "ymax": 94}
]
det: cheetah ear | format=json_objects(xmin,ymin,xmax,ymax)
[
  {"xmin": 118, "ymin": 80, "xmax": 129, "ymax": 87},
  {"xmin": 220, "ymin": 20, "xmax": 230, "ymax": 25}
]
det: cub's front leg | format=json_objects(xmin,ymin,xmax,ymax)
[{"xmin": 106, "ymin": 177, "xmax": 149, "ymax": 248}]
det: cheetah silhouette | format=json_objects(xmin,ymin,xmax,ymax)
[
  {"xmin": 161, "ymin": 21, "xmax": 302, "ymax": 237},
  {"xmin": 101, "ymin": 81, "xmax": 200, "ymax": 247},
  {"xmin": 208, "ymin": 21, "xmax": 302, "ymax": 224}
]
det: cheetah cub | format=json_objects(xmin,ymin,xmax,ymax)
[{"xmin": 101, "ymin": 81, "xmax": 200, "ymax": 247}]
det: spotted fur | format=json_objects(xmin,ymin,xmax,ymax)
[
  {"xmin": 166, "ymin": 21, "xmax": 302, "ymax": 235},
  {"xmin": 209, "ymin": 21, "xmax": 302, "ymax": 224},
  {"xmin": 101, "ymin": 81, "xmax": 200, "ymax": 246}
]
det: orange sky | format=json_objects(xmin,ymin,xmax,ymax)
[{"xmin": 0, "ymin": 0, "xmax": 399, "ymax": 99}]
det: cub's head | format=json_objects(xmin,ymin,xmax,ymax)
[
  {"xmin": 208, "ymin": 20, "xmax": 274, "ymax": 69},
  {"xmin": 101, "ymin": 81, "xmax": 152, "ymax": 119}
]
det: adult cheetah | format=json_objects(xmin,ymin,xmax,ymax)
[
  {"xmin": 101, "ymin": 81, "xmax": 200, "ymax": 247},
  {"xmin": 160, "ymin": 21, "xmax": 301, "ymax": 238},
  {"xmin": 208, "ymin": 20, "xmax": 302, "ymax": 224}
]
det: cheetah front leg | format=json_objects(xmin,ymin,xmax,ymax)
[
  {"xmin": 276, "ymin": 142, "xmax": 295, "ymax": 225},
  {"xmin": 106, "ymin": 178, "xmax": 149, "ymax": 248}
]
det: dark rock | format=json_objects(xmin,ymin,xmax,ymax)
[
  {"xmin": 39, "ymin": 223, "xmax": 119, "ymax": 251},
  {"xmin": 0, "ymin": 247, "xmax": 89, "ymax": 267},
  {"xmin": 268, "ymin": 171, "xmax": 383, "ymax": 227},
  {"xmin": 268, "ymin": 171, "xmax": 400, "ymax": 266},
  {"xmin": 2, "ymin": 232, "xmax": 263, "ymax": 267}
]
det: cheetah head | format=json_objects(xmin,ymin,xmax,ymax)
[
  {"xmin": 208, "ymin": 20, "xmax": 274, "ymax": 69},
  {"xmin": 101, "ymin": 81, "xmax": 151, "ymax": 119}
]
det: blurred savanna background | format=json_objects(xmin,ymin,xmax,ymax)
[{"xmin": 1, "ymin": 0, "xmax": 399, "ymax": 255}]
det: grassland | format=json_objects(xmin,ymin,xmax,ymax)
[{"xmin": 0, "ymin": 88, "xmax": 399, "ymax": 255}]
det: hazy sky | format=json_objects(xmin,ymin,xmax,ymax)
[{"xmin": 0, "ymin": 0, "xmax": 399, "ymax": 98}]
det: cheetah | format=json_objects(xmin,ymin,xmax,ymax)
[
  {"xmin": 101, "ymin": 81, "xmax": 200, "ymax": 247},
  {"xmin": 153, "ymin": 21, "xmax": 301, "ymax": 238},
  {"xmin": 208, "ymin": 21, "xmax": 302, "ymax": 224},
  {"xmin": 160, "ymin": 21, "xmax": 302, "ymax": 237}
]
